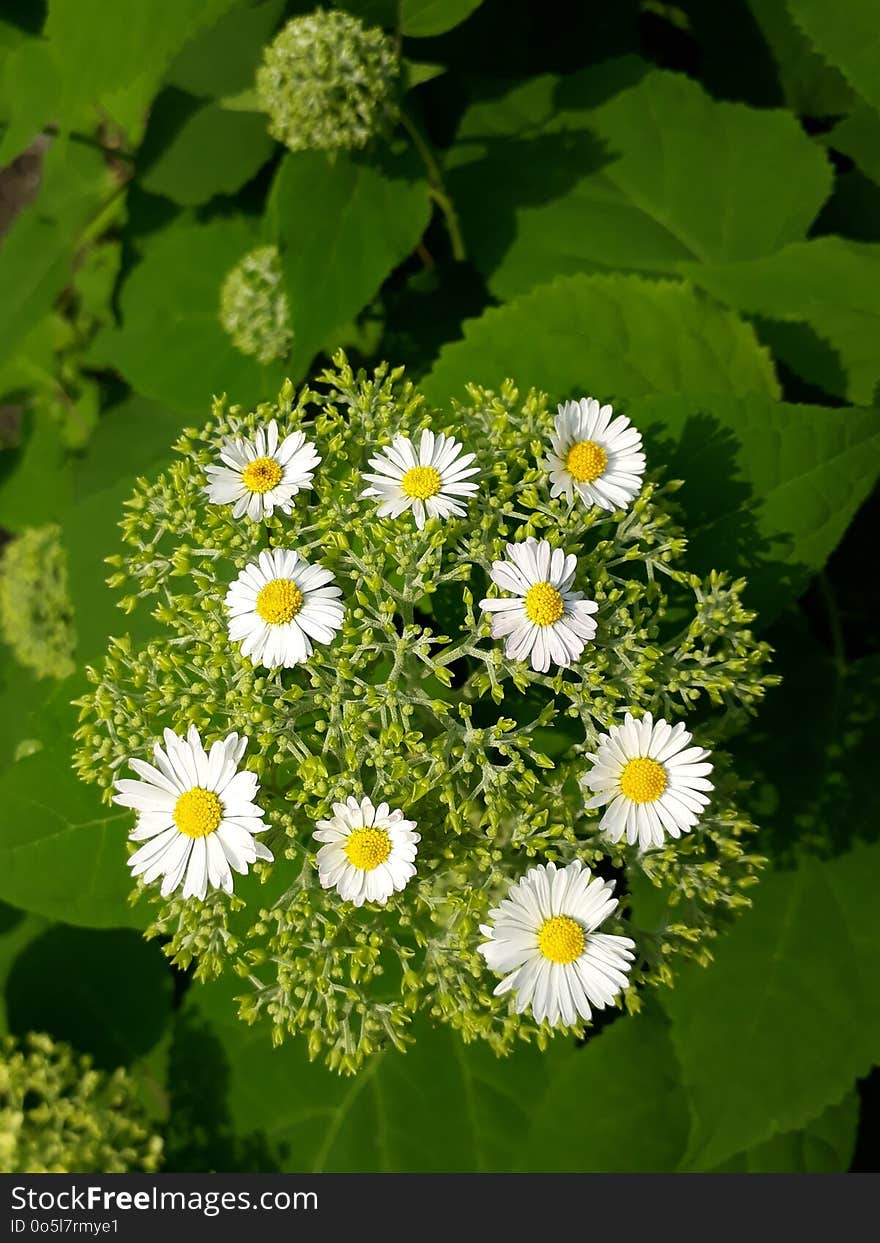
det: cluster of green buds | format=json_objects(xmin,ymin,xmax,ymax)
[
  {"xmin": 0, "ymin": 1033, "xmax": 162, "ymax": 1173},
  {"xmin": 219, "ymin": 245, "xmax": 293, "ymax": 364},
  {"xmin": 75, "ymin": 355, "xmax": 776, "ymax": 1074},
  {"xmin": 255, "ymin": 10, "xmax": 400, "ymax": 153},
  {"xmin": 0, "ymin": 524, "xmax": 76, "ymax": 680}
]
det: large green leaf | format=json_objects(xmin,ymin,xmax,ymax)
[
  {"xmin": 267, "ymin": 148, "xmax": 431, "ymax": 369},
  {"xmin": 174, "ymin": 975, "xmax": 688, "ymax": 1172},
  {"xmin": 449, "ymin": 65, "xmax": 831, "ymax": 299},
  {"xmin": 423, "ymin": 273, "xmax": 779, "ymax": 405},
  {"xmin": 825, "ymin": 104, "xmax": 880, "ymax": 189},
  {"xmin": 42, "ymin": 0, "xmax": 240, "ymax": 135},
  {"xmin": 103, "ymin": 216, "xmax": 288, "ymax": 413},
  {"xmin": 4, "ymin": 925, "xmax": 173, "ymax": 1068},
  {"xmin": 685, "ymin": 238, "xmax": 880, "ymax": 402},
  {"xmin": 788, "ymin": 0, "xmax": 880, "ymax": 112},
  {"xmin": 736, "ymin": 626, "xmax": 880, "ymax": 861},
  {"xmin": 627, "ymin": 393, "xmax": 880, "ymax": 616},
  {"xmin": 0, "ymin": 907, "xmax": 48, "ymax": 1034},
  {"xmin": 399, "ymin": 0, "xmax": 485, "ymax": 37},
  {"xmin": 138, "ymin": 97, "xmax": 274, "ymax": 206},
  {"xmin": 711, "ymin": 1092, "xmax": 859, "ymax": 1172},
  {"xmin": 745, "ymin": 0, "xmax": 854, "ymax": 115},
  {"xmin": 0, "ymin": 684, "xmax": 139, "ymax": 928},
  {"xmin": 165, "ymin": 0, "xmax": 286, "ymax": 99},
  {"xmin": 664, "ymin": 842, "xmax": 880, "ymax": 1170},
  {"xmin": 0, "ymin": 38, "xmax": 62, "ymax": 165},
  {"xmin": 0, "ymin": 140, "xmax": 111, "ymax": 378},
  {"xmin": 0, "ymin": 396, "xmax": 187, "ymax": 926}
]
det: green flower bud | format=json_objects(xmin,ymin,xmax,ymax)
[
  {"xmin": 219, "ymin": 245, "xmax": 292, "ymax": 364},
  {"xmin": 0, "ymin": 524, "xmax": 76, "ymax": 680},
  {"xmin": 0, "ymin": 1033, "xmax": 162, "ymax": 1173},
  {"xmin": 256, "ymin": 10, "xmax": 399, "ymax": 153}
]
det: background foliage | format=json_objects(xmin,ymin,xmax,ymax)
[{"xmin": 0, "ymin": 0, "xmax": 877, "ymax": 1171}]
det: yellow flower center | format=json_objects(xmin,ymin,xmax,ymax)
[
  {"xmin": 174, "ymin": 787, "xmax": 223, "ymax": 838},
  {"xmin": 566, "ymin": 439, "xmax": 607, "ymax": 483},
  {"xmin": 344, "ymin": 826, "xmax": 392, "ymax": 872},
  {"xmin": 401, "ymin": 464, "xmax": 442, "ymax": 500},
  {"xmin": 255, "ymin": 578, "xmax": 303, "ymax": 625},
  {"xmin": 537, "ymin": 915, "xmax": 585, "ymax": 964},
  {"xmin": 524, "ymin": 581, "xmax": 565, "ymax": 626},
  {"xmin": 620, "ymin": 757, "xmax": 668, "ymax": 803},
  {"xmin": 242, "ymin": 456, "xmax": 283, "ymax": 494}
]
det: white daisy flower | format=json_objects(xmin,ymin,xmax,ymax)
[
  {"xmin": 582, "ymin": 711, "xmax": 714, "ymax": 850},
  {"xmin": 479, "ymin": 860, "xmax": 635, "ymax": 1027},
  {"xmin": 479, "ymin": 536, "xmax": 598, "ymax": 673},
  {"xmin": 543, "ymin": 397, "xmax": 645, "ymax": 511},
  {"xmin": 361, "ymin": 429, "xmax": 480, "ymax": 529},
  {"xmin": 204, "ymin": 419, "xmax": 320, "ymax": 520},
  {"xmin": 313, "ymin": 795, "xmax": 420, "ymax": 907},
  {"xmin": 225, "ymin": 547, "xmax": 344, "ymax": 669},
  {"xmin": 113, "ymin": 725, "xmax": 272, "ymax": 901}
]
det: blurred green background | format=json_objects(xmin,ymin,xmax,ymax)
[{"xmin": 0, "ymin": 0, "xmax": 878, "ymax": 1172}]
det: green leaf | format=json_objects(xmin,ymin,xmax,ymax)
[
  {"xmin": 0, "ymin": 907, "xmax": 49, "ymax": 1035},
  {"xmin": 5, "ymin": 925, "xmax": 173, "ymax": 1067},
  {"xmin": 103, "ymin": 215, "xmax": 288, "ymax": 413},
  {"xmin": 174, "ymin": 974, "xmax": 689, "ymax": 1171},
  {"xmin": 626, "ymin": 393, "xmax": 880, "ymax": 617},
  {"xmin": 400, "ymin": 0, "xmax": 485, "ymax": 37},
  {"xmin": 737, "ymin": 628, "xmax": 880, "ymax": 861},
  {"xmin": 0, "ymin": 684, "xmax": 140, "ymax": 928},
  {"xmin": 711, "ymin": 1092, "xmax": 859, "ymax": 1172},
  {"xmin": 423, "ymin": 273, "xmax": 779, "ymax": 406},
  {"xmin": 0, "ymin": 39, "xmax": 62, "ymax": 165},
  {"xmin": 663, "ymin": 842, "xmax": 880, "ymax": 1170},
  {"xmin": 788, "ymin": 0, "xmax": 880, "ymax": 112},
  {"xmin": 0, "ymin": 140, "xmax": 111, "ymax": 380},
  {"xmin": 0, "ymin": 408, "xmax": 72, "ymax": 530},
  {"xmin": 137, "ymin": 97, "xmax": 274, "ymax": 206},
  {"xmin": 0, "ymin": 395, "xmax": 187, "ymax": 926},
  {"xmin": 825, "ymin": 104, "xmax": 880, "ymax": 187},
  {"xmin": 402, "ymin": 59, "xmax": 447, "ymax": 90},
  {"xmin": 42, "ymin": 0, "xmax": 240, "ymax": 135},
  {"xmin": 267, "ymin": 148, "xmax": 431, "ymax": 370},
  {"xmin": 745, "ymin": 0, "xmax": 855, "ymax": 115},
  {"xmin": 449, "ymin": 65, "xmax": 831, "ymax": 300},
  {"xmin": 66, "ymin": 395, "xmax": 192, "ymax": 661},
  {"xmin": 164, "ymin": 0, "xmax": 286, "ymax": 100},
  {"xmin": 684, "ymin": 238, "xmax": 880, "ymax": 402}
]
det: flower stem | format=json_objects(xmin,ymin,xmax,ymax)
[{"xmin": 399, "ymin": 109, "xmax": 466, "ymax": 262}]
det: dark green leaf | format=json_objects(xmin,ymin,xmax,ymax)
[
  {"xmin": 711, "ymin": 1092, "xmax": 859, "ymax": 1172},
  {"xmin": 825, "ymin": 104, "xmax": 880, "ymax": 187},
  {"xmin": 5, "ymin": 925, "xmax": 173, "ymax": 1067},
  {"xmin": 664, "ymin": 843, "xmax": 880, "ymax": 1170},
  {"xmin": 423, "ymin": 273, "xmax": 779, "ymax": 405},
  {"xmin": 103, "ymin": 215, "xmax": 288, "ymax": 413},
  {"xmin": 175, "ymin": 974, "xmax": 689, "ymax": 1171},
  {"xmin": 628, "ymin": 393, "xmax": 880, "ymax": 617},
  {"xmin": 267, "ymin": 148, "xmax": 431, "ymax": 369},
  {"xmin": 788, "ymin": 0, "xmax": 880, "ymax": 112},
  {"xmin": 400, "ymin": 0, "xmax": 485, "ymax": 37},
  {"xmin": 138, "ymin": 99, "xmax": 274, "ymax": 206},
  {"xmin": 450, "ymin": 65, "xmax": 831, "ymax": 300},
  {"xmin": 685, "ymin": 238, "xmax": 880, "ymax": 402},
  {"xmin": 165, "ymin": 0, "xmax": 286, "ymax": 99}
]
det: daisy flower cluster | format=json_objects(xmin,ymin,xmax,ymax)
[
  {"xmin": 0, "ymin": 1033, "xmax": 163, "ymax": 1174},
  {"xmin": 75, "ymin": 354, "xmax": 776, "ymax": 1074}
]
